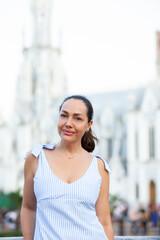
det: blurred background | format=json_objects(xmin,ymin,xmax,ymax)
[{"xmin": 0, "ymin": 0, "xmax": 160, "ymax": 236}]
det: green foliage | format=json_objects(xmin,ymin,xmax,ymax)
[
  {"xmin": 0, "ymin": 190, "xmax": 22, "ymax": 210},
  {"xmin": 109, "ymin": 194, "xmax": 123, "ymax": 216},
  {"xmin": 109, "ymin": 194, "xmax": 123, "ymax": 204},
  {"xmin": 0, "ymin": 229, "xmax": 22, "ymax": 237}
]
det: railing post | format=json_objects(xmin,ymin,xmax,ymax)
[{"xmin": 118, "ymin": 217, "xmax": 124, "ymax": 236}]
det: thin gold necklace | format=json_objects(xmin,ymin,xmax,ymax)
[{"xmin": 56, "ymin": 145, "xmax": 81, "ymax": 159}]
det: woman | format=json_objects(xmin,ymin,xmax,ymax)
[{"xmin": 21, "ymin": 95, "xmax": 114, "ymax": 240}]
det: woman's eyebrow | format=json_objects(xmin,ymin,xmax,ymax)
[
  {"xmin": 61, "ymin": 110, "xmax": 84, "ymax": 116},
  {"xmin": 73, "ymin": 113, "xmax": 84, "ymax": 116},
  {"xmin": 61, "ymin": 110, "xmax": 68, "ymax": 114}
]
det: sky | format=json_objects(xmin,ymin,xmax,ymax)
[{"xmin": 0, "ymin": 0, "xmax": 160, "ymax": 120}]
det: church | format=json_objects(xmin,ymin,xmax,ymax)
[
  {"xmin": 0, "ymin": 0, "xmax": 159, "ymax": 209},
  {"xmin": 0, "ymin": 0, "xmax": 66, "ymax": 193}
]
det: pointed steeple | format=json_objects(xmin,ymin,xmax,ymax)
[{"xmin": 31, "ymin": 0, "xmax": 52, "ymax": 47}]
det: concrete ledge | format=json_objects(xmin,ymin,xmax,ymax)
[
  {"xmin": 115, "ymin": 237, "xmax": 160, "ymax": 240},
  {"xmin": 0, "ymin": 237, "xmax": 160, "ymax": 240},
  {"xmin": 0, "ymin": 238, "xmax": 23, "ymax": 240}
]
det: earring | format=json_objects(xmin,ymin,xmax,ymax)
[{"xmin": 86, "ymin": 130, "xmax": 89, "ymax": 133}]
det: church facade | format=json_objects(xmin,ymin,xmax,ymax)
[
  {"xmin": 0, "ymin": 0, "xmax": 159, "ymax": 209},
  {"xmin": 0, "ymin": 0, "xmax": 66, "ymax": 193},
  {"xmin": 90, "ymin": 81, "xmax": 160, "ymax": 208}
]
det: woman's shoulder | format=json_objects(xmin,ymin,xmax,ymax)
[
  {"xmin": 24, "ymin": 143, "xmax": 51, "ymax": 177},
  {"xmin": 23, "ymin": 151, "xmax": 38, "ymax": 179},
  {"xmin": 24, "ymin": 143, "xmax": 56, "ymax": 179},
  {"xmin": 25, "ymin": 150, "xmax": 38, "ymax": 162},
  {"xmin": 95, "ymin": 155, "xmax": 111, "ymax": 174},
  {"xmin": 24, "ymin": 143, "xmax": 56, "ymax": 160}
]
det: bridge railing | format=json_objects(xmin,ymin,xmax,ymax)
[{"xmin": 0, "ymin": 237, "xmax": 160, "ymax": 240}]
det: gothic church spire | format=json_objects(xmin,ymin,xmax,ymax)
[{"xmin": 31, "ymin": 0, "xmax": 52, "ymax": 47}]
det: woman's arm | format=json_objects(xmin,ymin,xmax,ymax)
[
  {"xmin": 95, "ymin": 158, "xmax": 114, "ymax": 240},
  {"xmin": 20, "ymin": 152, "xmax": 38, "ymax": 240}
]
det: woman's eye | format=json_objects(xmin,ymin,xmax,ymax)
[
  {"xmin": 60, "ymin": 114, "xmax": 67, "ymax": 117},
  {"xmin": 76, "ymin": 117, "xmax": 82, "ymax": 121}
]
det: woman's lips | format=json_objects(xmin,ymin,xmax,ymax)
[{"xmin": 63, "ymin": 130, "xmax": 75, "ymax": 136}]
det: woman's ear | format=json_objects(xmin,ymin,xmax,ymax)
[{"xmin": 87, "ymin": 120, "xmax": 93, "ymax": 130}]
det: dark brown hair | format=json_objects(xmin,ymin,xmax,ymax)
[{"xmin": 59, "ymin": 95, "xmax": 98, "ymax": 152}]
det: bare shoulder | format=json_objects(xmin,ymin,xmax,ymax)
[
  {"xmin": 24, "ymin": 151, "xmax": 39, "ymax": 178},
  {"xmin": 22, "ymin": 151, "xmax": 38, "ymax": 210},
  {"xmin": 44, "ymin": 147, "xmax": 56, "ymax": 156},
  {"xmin": 96, "ymin": 157, "xmax": 109, "ymax": 179}
]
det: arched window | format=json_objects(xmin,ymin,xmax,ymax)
[
  {"xmin": 149, "ymin": 126, "xmax": 155, "ymax": 158},
  {"xmin": 135, "ymin": 130, "xmax": 139, "ymax": 159},
  {"xmin": 107, "ymin": 138, "xmax": 112, "ymax": 159},
  {"xmin": 32, "ymin": 69, "xmax": 37, "ymax": 94},
  {"xmin": 136, "ymin": 183, "xmax": 139, "ymax": 199},
  {"xmin": 149, "ymin": 180, "xmax": 156, "ymax": 205}
]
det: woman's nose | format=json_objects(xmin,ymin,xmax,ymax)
[{"xmin": 65, "ymin": 117, "xmax": 73, "ymax": 127}]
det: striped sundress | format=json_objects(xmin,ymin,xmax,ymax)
[{"xmin": 24, "ymin": 143, "xmax": 111, "ymax": 240}]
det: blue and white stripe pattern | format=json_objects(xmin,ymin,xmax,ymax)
[{"xmin": 24, "ymin": 144, "xmax": 111, "ymax": 240}]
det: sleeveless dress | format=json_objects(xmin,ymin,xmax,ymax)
[{"xmin": 24, "ymin": 143, "xmax": 111, "ymax": 240}]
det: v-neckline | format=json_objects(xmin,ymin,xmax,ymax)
[{"xmin": 42, "ymin": 148, "xmax": 95, "ymax": 186}]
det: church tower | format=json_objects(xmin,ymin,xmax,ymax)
[
  {"xmin": 1, "ymin": 0, "xmax": 67, "ymax": 192},
  {"xmin": 31, "ymin": 0, "xmax": 52, "ymax": 47},
  {"xmin": 15, "ymin": 0, "xmax": 66, "ymax": 123},
  {"xmin": 12, "ymin": 0, "xmax": 66, "ymax": 164},
  {"xmin": 30, "ymin": 0, "xmax": 53, "ymax": 117}
]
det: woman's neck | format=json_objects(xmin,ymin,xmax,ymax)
[{"xmin": 57, "ymin": 141, "xmax": 83, "ymax": 154}]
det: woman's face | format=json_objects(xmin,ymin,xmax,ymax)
[{"xmin": 58, "ymin": 98, "xmax": 93, "ymax": 144}]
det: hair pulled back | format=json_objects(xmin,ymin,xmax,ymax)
[{"xmin": 59, "ymin": 95, "xmax": 98, "ymax": 152}]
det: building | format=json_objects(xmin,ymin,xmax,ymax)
[
  {"xmin": 0, "ymin": 0, "xmax": 159, "ymax": 209},
  {"xmin": 88, "ymin": 31, "xmax": 160, "ymax": 207},
  {"xmin": 0, "ymin": 0, "xmax": 66, "ymax": 192}
]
